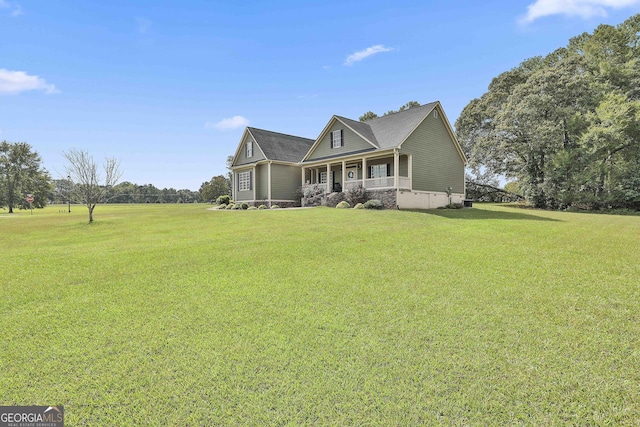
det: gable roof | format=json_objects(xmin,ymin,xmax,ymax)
[
  {"xmin": 241, "ymin": 127, "xmax": 315, "ymax": 164},
  {"xmin": 302, "ymin": 102, "xmax": 443, "ymax": 162},
  {"xmin": 365, "ymin": 102, "xmax": 438, "ymax": 149}
]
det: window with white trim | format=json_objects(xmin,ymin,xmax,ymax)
[
  {"xmin": 331, "ymin": 130, "xmax": 343, "ymax": 148},
  {"xmin": 434, "ymin": 110, "xmax": 438, "ymax": 119},
  {"xmin": 238, "ymin": 171, "xmax": 251, "ymax": 191},
  {"xmin": 246, "ymin": 141, "xmax": 253, "ymax": 158},
  {"xmin": 319, "ymin": 171, "xmax": 327, "ymax": 184},
  {"xmin": 369, "ymin": 164, "xmax": 388, "ymax": 178}
]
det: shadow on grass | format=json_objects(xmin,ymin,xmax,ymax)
[{"xmin": 410, "ymin": 206, "xmax": 561, "ymax": 222}]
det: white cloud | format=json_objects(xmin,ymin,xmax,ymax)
[
  {"xmin": 205, "ymin": 115, "xmax": 249, "ymax": 130},
  {"xmin": 521, "ymin": 0, "xmax": 640, "ymax": 24},
  {"xmin": 0, "ymin": 1, "xmax": 22, "ymax": 16},
  {"xmin": 344, "ymin": 45, "xmax": 393, "ymax": 66},
  {"xmin": 0, "ymin": 69, "xmax": 59, "ymax": 95}
]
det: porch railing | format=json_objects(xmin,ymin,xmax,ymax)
[{"xmin": 342, "ymin": 177, "xmax": 410, "ymax": 190}]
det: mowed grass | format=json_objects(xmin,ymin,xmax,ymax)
[{"xmin": 1, "ymin": 203, "xmax": 639, "ymax": 425}]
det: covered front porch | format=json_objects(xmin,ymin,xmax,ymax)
[{"xmin": 301, "ymin": 150, "xmax": 411, "ymax": 193}]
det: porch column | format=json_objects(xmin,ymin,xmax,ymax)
[
  {"xmin": 301, "ymin": 166, "xmax": 306, "ymax": 186},
  {"xmin": 252, "ymin": 166, "xmax": 256, "ymax": 202},
  {"xmin": 326, "ymin": 163, "xmax": 331, "ymax": 193},
  {"xmin": 394, "ymin": 149, "xmax": 399, "ymax": 189},
  {"xmin": 267, "ymin": 162, "xmax": 272, "ymax": 206},
  {"xmin": 408, "ymin": 155, "xmax": 413, "ymax": 190},
  {"xmin": 341, "ymin": 160, "xmax": 346, "ymax": 192},
  {"xmin": 362, "ymin": 158, "xmax": 367, "ymax": 188}
]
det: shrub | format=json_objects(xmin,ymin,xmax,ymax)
[
  {"xmin": 217, "ymin": 203, "xmax": 227, "ymax": 210},
  {"xmin": 271, "ymin": 204, "xmax": 281, "ymax": 209},
  {"xmin": 241, "ymin": 202, "xmax": 249, "ymax": 210},
  {"xmin": 345, "ymin": 184, "xmax": 368, "ymax": 206},
  {"xmin": 247, "ymin": 206, "xmax": 258, "ymax": 210},
  {"xmin": 216, "ymin": 195, "xmax": 231, "ymax": 205},
  {"xmin": 232, "ymin": 203, "xmax": 243, "ymax": 210},
  {"xmin": 354, "ymin": 203, "xmax": 364, "ymax": 209},
  {"xmin": 225, "ymin": 203, "xmax": 235, "ymax": 210},
  {"xmin": 363, "ymin": 199, "xmax": 384, "ymax": 210},
  {"xmin": 336, "ymin": 201, "xmax": 351, "ymax": 209},
  {"xmin": 301, "ymin": 183, "xmax": 325, "ymax": 198},
  {"xmin": 258, "ymin": 205, "xmax": 267, "ymax": 210}
]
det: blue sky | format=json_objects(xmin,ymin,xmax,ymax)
[{"xmin": 2, "ymin": 0, "xmax": 640, "ymax": 190}]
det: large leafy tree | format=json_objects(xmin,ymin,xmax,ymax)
[
  {"xmin": 456, "ymin": 14, "xmax": 640, "ymax": 209},
  {"xmin": 200, "ymin": 175, "xmax": 231, "ymax": 203},
  {"xmin": 0, "ymin": 141, "xmax": 52, "ymax": 213}
]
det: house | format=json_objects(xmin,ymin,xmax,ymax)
[
  {"xmin": 230, "ymin": 102, "xmax": 467, "ymax": 209},
  {"xmin": 230, "ymin": 127, "xmax": 315, "ymax": 207}
]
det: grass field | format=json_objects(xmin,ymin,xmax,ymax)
[{"xmin": 1, "ymin": 203, "xmax": 639, "ymax": 425}]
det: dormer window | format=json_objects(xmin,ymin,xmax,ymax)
[
  {"xmin": 246, "ymin": 140, "xmax": 253, "ymax": 158},
  {"xmin": 331, "ymin": 130, "xmax": 343, "ymax": 148}
]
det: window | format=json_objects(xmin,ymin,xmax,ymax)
[
  {"xmin": 434, "ymin": 110, "xmax": 438, "ymax": 119},
  {"xmin": 246, "ymin": 141, "xmax": 253, "ymax": 158},
  {"xmin": 238, "ymin": 171, "xmax": 251, "ymax": 191},
  {"xmin": 331, "ymin": 130, "xmax": 343, "ymax": 148},
  {"xmin": 369, "ymin": 164, "xmax": 389, "ymax": 178},
  {"xmin": 319, "ymin": 171, "xmax": 327, "ymax": 184}
]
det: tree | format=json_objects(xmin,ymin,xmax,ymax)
[
  {"xmin": 455, "ymin": 13, "xmax": 640, "ymax": 209},
  {"xmin": 0, "ymin": 141, "xmax": 52, "ymax": 213},
  {"xmin": 64, "ymin": 149, "xmax": 122, "ymax": 222},
  {"xmin": 359, "ymin": 111, "xmax": 378, "ymax": 122},
  {"xmin": 200, "ymin": 175, "xmax": 231, "ymax": 202}
]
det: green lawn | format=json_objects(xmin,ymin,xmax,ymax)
[{"xmin": 1, "ymin": 203, "xmax": 639, "ymax": 425}]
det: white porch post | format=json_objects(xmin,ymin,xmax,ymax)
[
  {"xmin": 408, "ymin": 155, "xmax": 413, "ymax": 190},
  {"xmin": 394, "ymin": 149, "xmax": 399, "ymax": 189},
  {"xmin": 301, "ymin": 166, "xmax": 305, "ymax": 186},
  {"xmin": 267, "ymin": 162, "xmax": 272, "ymax": 207},
  {"xmin": 341, "ymin": 160, "xmax": 346, "ymax": 192},
  {"xmin": 362, "ymin": 158, "xmax": 367, "ymax": 188},
  {"xmin": 252, "ymin": 166, "xmax": 256, "ymax": 202},
  {"xmin": 326, "ymin": 163, "xmax": 331, "ymax": 193}
]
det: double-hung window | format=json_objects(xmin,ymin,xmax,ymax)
[
  {"xmin": 369, "ymin": 164, "xmax": 388, "ymax": 178},
  {"xmin": 246, "ymin": 141, "xmax": 253, "ymax": 158},
  {"xmin": 319, "ymin": 171, "xmax": 328, "ymax": 184},
  {"xmin": 331, "ymin": 130, "xmax": 343, "ymax": 148},
  {"xmin": 238, "ymin": 171, "xmax": 251, "ymax": 191}
]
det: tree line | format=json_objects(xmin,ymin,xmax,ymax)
[
  {"xmin": 2, "ymin": 141, "xmax": 231, "ymax": 218},
  {"xmin": 456, "ymin": 14, "xmax": 640, "ymax": 210}
]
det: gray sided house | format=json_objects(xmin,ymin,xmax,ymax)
[
  {"xmin": 230, "ymin": 127, "xmax": 315, "ymax": 207},
  {"xmin": 230, "ymin": 102, "xmax": 467, "ymax": 209}
]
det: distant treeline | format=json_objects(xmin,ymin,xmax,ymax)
[{"xmin": 51, "ymin": 180, "xmax": 202, "ymax": 204}]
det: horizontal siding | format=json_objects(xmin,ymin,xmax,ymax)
[
  {"xmin": 256, "ymin": 164, "xmax": 268, "ymax": 200},
  {"xmin": 400, "ymin": 108, "xmax": 464, "ymax": 193},
  {"xmin": 399, "ymin": 155, "xmax": 408, "ymax": 176},
  {"xmin": 307, "ymin": 119, "xmax": 374, "ymax": 161},
  {"xmin": 233, "ymin": 134, "xmax": 265, "ymax": 166},
  {"xmin": 234, "ymin": 168, "xmax": 254, "ymax": 201},
  {"xmin": 271, "ymin": 164, "xmax": 301, "ymax": 200}
]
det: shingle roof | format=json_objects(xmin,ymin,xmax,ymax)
[
  {"xmin": 364, "ymin": 102, "xmax": 438, "ymax": 149},
  {"xmin": 334, "ymin": 116, "xmax": 379, "ymax": 147},
  {"xmin": 248, "ymin": 127, "xmax": 315, "ymax": 163}
]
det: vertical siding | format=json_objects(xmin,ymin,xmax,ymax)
[
  {"xmin": 400, "ymin": 109, "xmax": 465, "ymax": 193},
  {"xmin": 233, "ymin": 134, "xmax": 265, "ymax": 166},
  {"xmin": 256, "ymin": 164, "xmax": 268, "ymax": 200},
  {"xmin": 307, "ymin": 119, "xmax": 374, "ymax": 161},
  {"xmin": 271, "ymin": 164, "xmax": 302, "ymax": 200}
]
